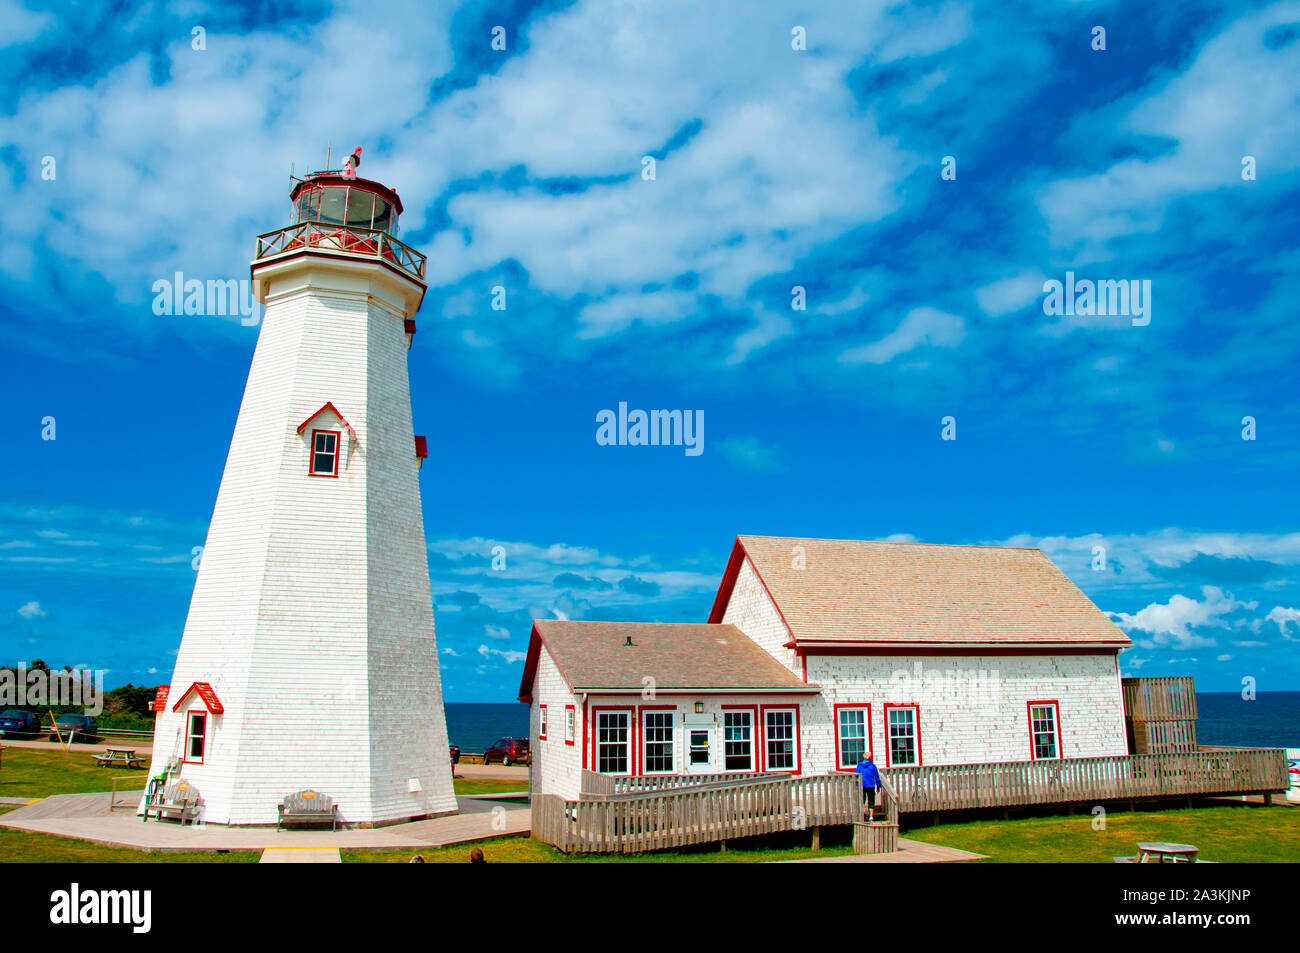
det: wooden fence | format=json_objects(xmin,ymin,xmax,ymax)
[
  {"xmin": 537, "ymin": 772, "xmax": 862, "ymax": 854},
  {"xmin": 883, "ymin": 746, "xmax": 1287, "ymax": 813}
]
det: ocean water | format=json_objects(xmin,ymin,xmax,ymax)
[
  {"xmin": 445, "ymin": 702, "xmax": 528, "ymax": 752},
  {"xmin": 443, "ymin": 693, "xmax": 1300, "ymax": 754},
  {"xmin": 1194, "ymin": 692, "xmax": 1300, "ymax": 749}
]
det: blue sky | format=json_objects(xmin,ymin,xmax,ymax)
[{"xmin": 1, "ymin": 0, "xmax": 1298, "ymax": 701}]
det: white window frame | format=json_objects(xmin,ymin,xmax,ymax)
[
  {"xmin": 887, "ymin": 706, "xmax": 919, "ymax": 767},
  {"xmin": 764, "ymin": 708, "xmax": 797, "ymax": 772},
  {"xmin": 837, "ymin": 706, "xmax": 870, "ymax": 769},
  {"xmin": 565, "ymin": 707, "xmax": 575, "ymax": 745},
  {"xmin": 722, "ymin": 710, "xmax": 755, "ymax": 772},
  {"xmin": 1029, "ymin": 702, "xmax": 1061, "ymax": 761},
  {"xmin": 539, "ymin": 704, "xmax": 548, "ymax": 741},
  {"xmin": 595, "ymin": 710, "xmax": 632, "ymax": 775},
  {"xmin": 641, "ymin": 710, "xmax": 676, "ymax": 774},
  {"xmin": 185, "ymin": 710, "xmax": 207, "ymax": 764}
]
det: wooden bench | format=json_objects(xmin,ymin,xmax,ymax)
[
  {"xmin": 142, "ymin": 780, "xmax": 201, "ymax": 825},
  {"xmin": 277, "ymin": 790, "xmax": 338, "ymax": 831}
]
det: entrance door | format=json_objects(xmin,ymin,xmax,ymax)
[{"xmin": 686, "ymin": 726, "xmax": 714, "ymax": 774}]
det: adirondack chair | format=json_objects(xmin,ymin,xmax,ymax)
[
  {"xmin": 142, "ymin": 779, "xmax": 202, "ymax": 825},
  {"xmin": 277, "ymin": 790, "xmax": 338, "ymax": 831}
]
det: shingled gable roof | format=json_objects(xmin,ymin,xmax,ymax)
[
  {"xmin": 708, "ymin": 535, "xmax": 1131, "ymax": 649},
  {"xmin": 517, "ymin": 620, "xmax": 818, "ymax": 702}
]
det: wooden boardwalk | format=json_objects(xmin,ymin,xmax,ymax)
[
  {"xmin": 535, "ymin": 772, "xmax": 863, "ymax": 854},
  {"xmin": 884, "ymin": 746, "xmax": 1288, "ymax": 813}
]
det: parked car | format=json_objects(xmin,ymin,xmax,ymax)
[
  {"xmin": 482, "ymin": 737, "xmax": 529, "ymax": 766},
  {"xmin": 449, "ymin": 744, "xmax": 460, "ymax": 765},
  {"xmin": 48, "ymin": 713, "xmax": 98, "ymax": 743},
  {"xmin": 0, "ymin": 709, "xmax": 41, "ymax": 737}
]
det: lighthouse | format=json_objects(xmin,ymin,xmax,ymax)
[{"xmin": 145, "ymin": 151, "xmax": 458, "ymax": 826}]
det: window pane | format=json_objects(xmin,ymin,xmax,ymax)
[
  {"xmin": 723, "ymin": 711, "xmax": 752, "ymax": 770},
  {"xmin": 838, "ymin": 709, "xmax": 866, "ymax": 767},
  {"xmin": 346, "ymin": 188, "xmax": 376, "ymax": 228},
  {"xmin": 318, "ymin": 187, "xmax": 347, "ymax": 225},
  {"xmin": 296, "ymin": 187, "xmax": 321, "ymax": 223},
  {"xmin": 597, "ymin": 713, "xmax": 629, "ymax": 774},
  {"xmin": 766, "ymin": 710, "xmax": 794, "ymax": 770},
  {"xmin": 372, "ymin": 200, "xmax": 394, "ymax": 234},
  {"xmin": 643, "ymin": 712, "xmax": 674, "ymax": 773},
  {"xmin": 888, "ymin": 709, "xmax": 917, "ymax": 766}
]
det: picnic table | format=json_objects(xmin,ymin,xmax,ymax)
[
  {"xmin": 1137, "ymin": 841, "xmax": 1199, "ymax": 863},
  {"xmin": 92, "ymin": 747, "xmax": 146, "ymax": 769}
]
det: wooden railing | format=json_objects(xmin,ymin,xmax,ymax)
[
  {"xmin": 254, "ymin": 222, "xmax": 427, "ymax": 282},
  {"xmin": 537, "ymin": 773, "xmax": 862, "ymax": 854},
  {"xmin": 580, "ymin": 769, "xmax": 770, "ymax": 797},
  {"xmin": 1123, "ymin": 676, "xmax": 1197, "ymax": 722},
  {"xmin": 883, "ymin": 746, "xmax": 1287, "ymax": 813}
]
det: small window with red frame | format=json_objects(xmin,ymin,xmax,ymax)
[{"xmin": 310, "ymin": 430, "xmax": 340, "ymax": 476}]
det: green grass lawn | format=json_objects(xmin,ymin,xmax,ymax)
[
  {"xmin": 452, "ymin": 777, "xmax": 529, "ymax": 796},
  {"xmin": 905, "ymin": 803, "xmax": 1300, "ymax": 862},
  {"xmin": 0, "ymin": 746, "xmax": 149, "ymax": 800},
  {"xmin": 344, "ymin": 832, "xmax": 855, "ymax": 863},
  {"xmin": 0, "ymin": 807, "xmax": 258, "ymax": 863}
]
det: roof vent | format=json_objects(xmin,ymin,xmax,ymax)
[{"xmin": 624, "ymin": 636, "xmax": 634, "ymax": 647}]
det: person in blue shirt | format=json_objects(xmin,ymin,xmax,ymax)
[{"xmin": 855, "ymin": 754, "xmax": 881, "ymax": 821}]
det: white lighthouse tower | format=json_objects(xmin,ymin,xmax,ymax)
[{"xmin": 145, "ymin": 150, "xmax": 458, "ymax": 826}]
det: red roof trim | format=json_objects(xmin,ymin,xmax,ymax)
[
  {"xmin": 517, "ymin": 623, "xmax": 575, "ymax": 703},
  {"xmin": 289, "ymin": 174, "xmax": 404, "ymax": 215},
  {"xmin": 404, "ymin": 319, "xmax": 417, "ymax": 335},
  {"xmin": 414, "ymin": 435, "xmax": 428, "ymax": 458},
  {"xmin": 170, "ymin": 681, "xmax": 224, "ymax": 715},
  {"xmin": 152, "ymin": 685, "xmax": 171, "ymax": 713},
  {"xmin": 708, "ymin": 538, "xmax": 797, "ymax": 648},
  {"xmin": 296, "ymin": 401, "xmax": 356, "ymax": 441},
  {"xmin": 706, "ymin": 538, "xmax": 746, "ymax": 623}
]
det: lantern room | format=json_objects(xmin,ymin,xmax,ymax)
[{"xmin": 289, "ymin": 172, "xmax": 404, "ymax": 235}]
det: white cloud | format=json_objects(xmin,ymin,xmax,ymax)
[
  {"xmin": 839, "ymin": 307, "xmax": 964, "ymax": 365},
  {"xmin": 975, "ymin": 272, "xmax": 1047, "ymax": 317},
  {"xmin": 1108, "ymin": 586, "xmax": 1257, "ymax": 649},
  {"xmin": 484, "ymin": 625, "xmax": 511, "ymax": 642},
  {"xmin": 1265, "ymin": 606, "xmax": 1300, "ymax": 640},
  {"xmin": 477, "ymin": 644, "xmax": 526, "ymax": 664},
  {"xmin": 17, "ymin": 600, "xmax": 45, "ymax": 619},
  {"xmin": 717, "ymin": 436, "xmax": 782, "ymax": 473}
]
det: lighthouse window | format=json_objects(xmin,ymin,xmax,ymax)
[
  {"xmin": 186, "ymin": 711, "xmax": 207, "ymax": 763},
  {"xmin": 295, "ymin": 186, "xmax": 321, "ymax": 224},
  {"xmin": 346, "ymin": 189, "xmax": 377, "ymax": 229},
  {"xmin": 310, "ymin": 430, "xmax": 340, "ymax": 476},
  {"xmin": 318, "ymin": 186, "xmax": 347, "ymax": 226},
  {"xmin": 372, "ymin": 199, "xmax": 395, "ymax": 235}
]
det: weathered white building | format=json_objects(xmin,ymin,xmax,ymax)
[
  {"xmin": 145, "ymin": 163, "xmax": 457, "ymax": 825},
  {"xmin": 520, "ymin": 535, "xmax": 1132, "ymax": 799}
]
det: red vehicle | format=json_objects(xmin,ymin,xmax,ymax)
[{"xmin": 482, "ymin": 737, "xmax": 529, "ymax": 767}]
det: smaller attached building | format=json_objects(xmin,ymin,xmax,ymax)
[{"xmin": 518, "ymin": 620, "xmax": 820, "ymax": 801}]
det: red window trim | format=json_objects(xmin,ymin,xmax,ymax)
[
  {"xmin": 182, "ymin": 709, "xmax": 207, "ymax": 765},
  {"xmin": 1027, "ymin": 699, "xmax": 1063, "ymax": 761},
  {"xmin": 759, "ymin": 704, "xmax": 801, "ymax": 775},
  {"xmin": 832, "ymin": 702, "xmax": 873, "ymax": 771},
  {"xmin": 720, "ymin": 704, "xmax": 758, "ymax": 773},
  {"xmin": 309, "ymin": 428, "xmax": 341, "ymax": 477},
  {"xmin": 538, "ymin": 703, "xmax": 548, "ymax": 741},
  {"xmin": 564, "ymin": 704, "xmax": 576, "ymax": 746},
  {"xmin": 638, "ymin": 705, "xmax": 678, "ymax": 775},
  {"xmin": 589, "ymin": 705, "xmax": 636, "ymax": 776},
  {"xmin": 882, "ymin": 702, "xmax": 922, "ymax": 768}
]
